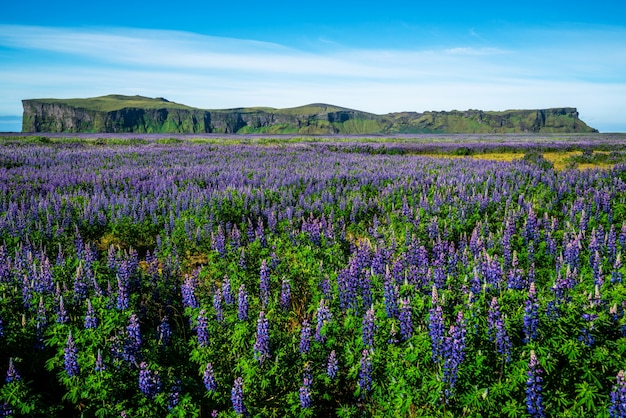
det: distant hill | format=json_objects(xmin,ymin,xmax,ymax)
[{"xmin": 22, "ymin": 95, "xmax": 598, "ymax": 134}]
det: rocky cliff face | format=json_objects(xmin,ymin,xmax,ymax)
[{"xmin": 22, "ymin": 96, "xmax": 598, "ymax": 134}]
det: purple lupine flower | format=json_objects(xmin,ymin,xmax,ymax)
[
  {"xmin": 358, "ymin": 349, "xmax": 373, "ymax": 394},
  {"xmin": 523, "ymin": 283, "xmax": 539, "ymax": 344},
  {"xmin": 231, "ymin": 377, "xmax": 247, "ymax": 416},
  {"xmin": 327, "ymin": 350, "xmax": 338, "ymax": 380},
  {"xmin": 612, "ymin": 253, "xmax": 622, "ymax": 284},
  {"xmin": 270, "ymin": 248, "xmax": 279, "ymax": 270},
  {"xmin": 470, "ymin": 268, "xmax": 482, "ymax": 295},
  {"xmin": 610, "ymin": 370, "xmax": 626, "ymax": 418},
  {"xmin": 337, "ymin": 264, "xmax": 358, "ymax": 313},
  {"xmin": 300, "ymin": 320, "xmax": 311, "ymax": 354},
  {"xmin": 84, "ymin": 299, "xmax": 97, "ymax": 329},
  {"xmin": 22, "ymin": 275, "xmax": 33, "ymax": 310},
  {"xmin": 138, "ymin": 362, "xmax": 161, "ymax": 399},
  {"xmin": 213, "ymin": 289, "xmax": 224, "ymax": 323},
  {"xmin": 231, "ymin": 224, "xmax": 241, "ymax": 250},
  {"xmin": 39, "ymin": 257, "xmax": 54, "ymax": 293},
  {"xmin": 73, "ymin": 262, "xmax": 88, "ymax": 302},
  {"xmin": 124, "ymin": 314, "xmax": 141, "ymax": 363},
  {"xmin": 280, "ymin": 279, "xmax": 291, "ymax": 311},
  {"xmin": 320, "ymin": 276, "xmax": 332, "ymax": 300},
  {"xmin": 488, "ymin": 297, "xmax": 511, "ymax": 362},
  {"xmin": 526, "ymin": 351, "xmax": 545, "ymax": 418},
  {"xmin": 579, "ymin": 313, "xmax": 597, "ymax": 347},
  {"xmin": 238, "ymin": 284, "xmax": 248, "ymax": 321},
  {"xmin": 158, "ymin": 316, "xmax": 171, "ymax": 346},
  {"xmin": 442, "ymin": 311, "xmax": 467, "ymax": 400},
  {"xmin": 223, "ymin": 276, "xmax": 234, "ymax": 305},
  {"xmin": 239, "ymin": 248, "xmax": 247, "ymax": 270},
  {"xmin": 257, "ymin": 219, "xmax": 267, "ymax": 248},
  {"xmin": 388, "ymin": 322, "xmax": 399, "ymax": 345},
  {"xmin": 64, "ymin": 332, "xmax": 80, "ymax": 377},
  {"xmin": 168, "ymin": 379, "xmax": 182, "ymax": 410},
  {"xmin": 196, "ymin": 309, "xmax": 209, "ymax": 347},
  {"xmin": 181, "ymin": 273, "xmax": 199, "ymax": 309},
  {"xmin": 300, "ymin": 363, "xmax": 312, "ymax": 409},
  {"xmin": 6, "ymin": 358, "xmax": 20, "ymax": 383},
  {"xmin": 315, "ymin": 299, "xmax": 332, "ymax": 343},
  {"xmin": 203, "ymin": 362, "xmax": 217, "ymax": 392},
  {"xmin": 382, "ymin": 269, "xmax": 399, "ymax": 318},
  {"xmin": 0, "ymin": 317, "xmax": 3, "ymax": 338},
  {"xmin": 37, "ymin": 297, "xmax": 47, "ymax": 329},
  {"xmin": 95, "ymin": 349, "xmax": 105, "ymax": 372},
  {"xmin": 253, "ymin": 311, "xmax": 270, "ymax": 364},
  {"xmin": 362, "ymin": 306, "xmax": 376, "ymax": 348},
  {"xmin": 116, "ymin": 272, "xmax": 129, "ymax": 310},
  {"xmin": 213, "ymin": 225, "xmax": 226, "ymax": 257},
  {"xmin": 371, "ymin": 248, "xmax": 387, "ymax": 276},
  {"xmin": 399, "ymin": 298, "xmax": 413, "ymax": 341},
  {"xmin": 260, "ymin": 260, "xmax": 270, "ymax": 307},
  {"xmin": 429, "ymin": 287, "xmax": 444, "ymax": 363},
  {"xmin": 0, "ymin": 402, "xmax": 12, "ymax": 417}
]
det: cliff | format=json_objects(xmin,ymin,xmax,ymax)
[{"xmin": 21, "ymin": 95, "xmax": 598, "ymax": 134}]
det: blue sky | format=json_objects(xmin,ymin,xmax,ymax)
[{"xmin": 1, "ymin": 0, "xmax": 625, "ymax": 132}]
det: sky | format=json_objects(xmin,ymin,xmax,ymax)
[{"xmin": 1, "ymin": 0, "xmax": 625, "ymax": 132}]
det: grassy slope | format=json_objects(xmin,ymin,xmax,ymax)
[{"xmin": 28, "ymin": 95, "xmax": 196, "ymax": 112}]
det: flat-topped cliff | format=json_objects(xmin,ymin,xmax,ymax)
[{"xmin": 22, "ymin": 95, "xmax": 597, "ymax": 134}]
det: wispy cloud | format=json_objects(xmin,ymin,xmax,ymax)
[{"xmin": 0, "ymin": 24, "xmax": 624, "ymax": 131}]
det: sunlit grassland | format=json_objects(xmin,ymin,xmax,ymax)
[{"xmin": 425, "ymin": 150, "xmax": 618, "ymax": 170}]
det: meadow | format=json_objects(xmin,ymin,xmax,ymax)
[{"xmin": 0, "ymin": 134, "xmax": 626, "ymax": 417}]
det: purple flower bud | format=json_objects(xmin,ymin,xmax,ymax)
[
  {"xmin": 213, "ymin": 289, "xmax": 224, "ymax": 323},
  {"xmin": 327, "ymin": 350, "xmax": 338, "ymax": 380},
  {"xmin": 123, "ymin": 314, "xmax": 141, "ymax": 364},
  {"xmin": 6, "ymin": 358, "xmax": 20, "ymax": 383},
  {"xmin": 238, "ymin": 284, "xmax": 248, "ymax": 321},
  {"xmin": 315, "ymin": 299, "xmax": 332, "ymax": 343},
  {"xmin": 231, "ymin": 377, "xmax": 247, "ymax": 416},
  {"xmin": 488, "ymin": 297, "xmax": 511, "ymax": 362},
  {"xmin": 399, "ymin": 298, "xmax": 413, "ymax": 341},
  {"xmin": 84, "ymin": 299, "xmax": 97, "ymax": 329},
  {"xmin": 222, "ymin": 277, "xmax": 234, "ymax": 305},
  {"xmin": 158, "ymin": 316, "xmax": 171, "ymax": 346},
  {"xmin": 280, "ymin": 279, "xmax": 291, "ymax": 311},
  {"xmin": 253, "ymin": 311, "xmax": 270, "ymax": 364},
  {"xmin": 358, "ymin": 349, "xmax": 373, "ymax": 394},
  {"xmin": 181, "ymin": 272, "xmax": 199, "ymax": 309},
  {"xmin": 259, "ymin": 260, "xmax": 271, "ymax": 307},
  {"xmin": 523, "ymin": 283, "xmax": 539, "ymax": 344},
  {"xmin": 95, "ymin": 349, "xmax": 105, "ymax": 372},
  {"xmin": 64, "ymin": 332, "xmax": 80, "ymax": 377},
  {"xmin": 196, "ymin": 309, "xmax": 209, "ymax": 347},
  {"xmin": 300, "ymin": 320, "xmax": 311, "ymax": 354},
  {"xmin": 429, "ymin": 302, "xmax": 444, "ymax": 363},
  {"xmin": 609, "ymin": 370, "xmax": 626, "ymax": 418},
  {"xmin": 203, "ymin": 362, "xmax": 217, "ymax": 392},
  {"xmin": 299, "ymin": 363, "xmax": 312, "ymax": 409},
  {"xmin": 116, "ymin": 272, "xmax": 129, "ymax": 310},
  {"xmin": 139, "ymin": 362, "xmax": 161, "ymax": 399},
  {"xmin": 526, "ymin": 351, "xmax": 545, "ymax": 418},
  {"xmin": 168, "ymin": 379, "xmax": 181, "ymax": 410},
  {"xmin": 362, "ymin": 306, "xmax": 376, "ymax": 348}
]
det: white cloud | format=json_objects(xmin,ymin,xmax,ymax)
[{"xmin": 0, "ymin": 24, "xmax": 624, "ymax": 132}]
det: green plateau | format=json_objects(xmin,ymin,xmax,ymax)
[{"xmin": 22, "ymin": 94, "xmax": 598, "ymax": 134}]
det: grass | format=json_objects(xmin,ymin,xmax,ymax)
[
  {"xmin": 26, "ymin": 95, "xmax": 196, "ymax": 112},
  {"xmin": 424, "ymin": 150, "xmax": 620, "ymax": 170}
]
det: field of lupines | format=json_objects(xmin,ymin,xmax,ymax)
[{"xmin": 1, "ymin": 135, "xmax": 626, "ymax": 417}]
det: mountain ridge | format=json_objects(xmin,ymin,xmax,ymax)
[{"xmin": 21, "ymin": 94, "xmax": 598, "ymax": 134}]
